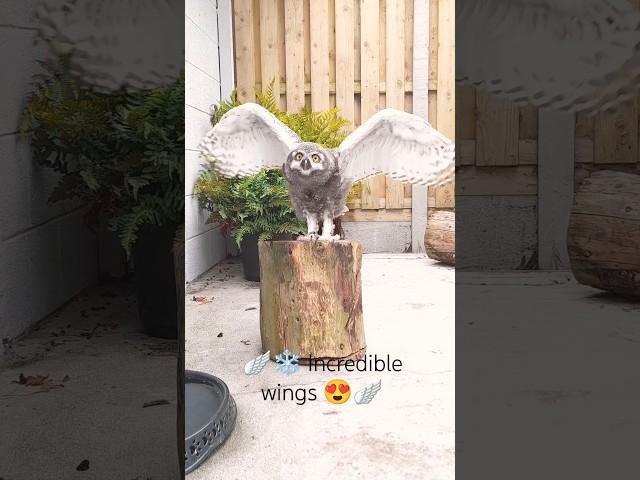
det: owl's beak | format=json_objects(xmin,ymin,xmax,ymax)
[{"xmin": 301, "ymin": 158, "xmax": 311, "ymax": 170}]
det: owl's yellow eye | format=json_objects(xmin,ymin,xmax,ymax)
[
  {"xmin": 311, "ymin": 154, "xmax": 321, "ymax": 163},
  {"xmin": 295, "ymin": 152, "xmax": 303, "ymax": 161}
]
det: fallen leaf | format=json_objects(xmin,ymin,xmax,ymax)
[
  {"xmin": 14, "ymin": 373, "xmax": 48, "ymax": 386},
  {"xmin": 13, "ymin": 373, "xmax": 64, "ymax": 391},
  {"xmin": 191, "ymin": 296, "xmax": 210, "ymax": 304},
  {"xmin": 62, "ymin": 375, "xmax": 71, "ymax": 382},
  {"xmin": 76, "ymin": 460, "xmax": 90, "ymax": 471},
  {"xmin": 217, "ymin": 332, "xmax": 223, "ymax": 338},
  {"xmin": 240, "ymin": 340, "xmax": 250, "ymax": 345},
  {"xmin": 245, "ymin": 307, "xmax": 257, "ymax": 311}
]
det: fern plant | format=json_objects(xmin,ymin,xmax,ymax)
[
  {"xmin": 195, "ymin": 81, "xmax": 351, "ymax": 245},
  {"xmin": 194, "ymin": 169, "xmax": 306, "ymax": 244},
  {"xmin": 21, "ymin": 57, "xmax": 184, "ymax": 255}
]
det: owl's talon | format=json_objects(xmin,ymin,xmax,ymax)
[
  {"xmin": 297, "ymin": 233, "xmax": 319, "ymax": 241},
  {"xmin": 319, "ymin": 234, "xmax": 341, "ymax": 242}
]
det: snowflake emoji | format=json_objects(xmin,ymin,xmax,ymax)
[{"xmin": 275, "ymin": 350, "xmax": 300, "ymax": 376}]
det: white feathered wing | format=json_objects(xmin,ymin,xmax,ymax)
[
  {"xmin": 35, "ymin": 0, "xmax": 183, "ymax": 91},
  {"xmin": 457, "ymin": 0, "xmax": 640, "ymax": 112},
  {"xmin": 244, "ymin": 351, "xmax": 270, "ymax": 376},
  {"xmin": 198, "ymin": 103, "xmax": 301, "ymax": 177},
  {"xmin": 338, "ymin": 109, "xmax": 454, "ymax": 187},
  {"xmin": 354, "ymin": 380, "xmax": 382, "ymax": 405}
]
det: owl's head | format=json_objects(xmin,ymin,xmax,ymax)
[{"xmin": 285, "ymin": 143, "xmax": 337, "ymax": 177}]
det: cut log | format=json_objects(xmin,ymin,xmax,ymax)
[
  {"xmin": 425, "ymin": 210, "xmax": 455, "ymax": 265},
  {"xmin": 568, "ymin": 170, "xmax": 640, "ymax": 298},
  {"xmin": 258, "ymin": 240, "xmax": 366, "ymax": 361}
]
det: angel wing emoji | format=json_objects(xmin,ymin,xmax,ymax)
[
  {"xmin": 244, "ymin": 351, "xmax": 270, "ymax": 376},
  {"xmin": 354, "ymin": 380, "xmax": 382, "ymax": 405}
]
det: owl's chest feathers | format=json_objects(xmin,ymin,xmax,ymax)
[{"xmin": 285, "ymin": 170, "xmax": 349, "ymax": 217}]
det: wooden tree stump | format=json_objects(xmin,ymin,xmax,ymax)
[
  {"xmin": 568, "ymin": 170, "xmax": 640, "ymax": 298},
  {"xmin": 425, "ymin": 210, "xmax": 455, "ymax": 265},
  {"xmin": 258, "ymin": 240, "xmax": 366, "ymax": 361}
]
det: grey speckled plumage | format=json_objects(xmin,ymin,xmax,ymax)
[{"xmin": 198, "ymin": 103, "xmax": 454, "ymax": 240}]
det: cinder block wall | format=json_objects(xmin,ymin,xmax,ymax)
[
  {"xmin": 0, "ymin": 2, "xmax": 98, "ymax": 341},
  {"xmin": 185, "ymin": 0, "xmax": 231, "ymax": 281}
]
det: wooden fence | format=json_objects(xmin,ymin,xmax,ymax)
[
  {"xmin": 232, "ymin": 0, "xmax": 454, "ymax": 229},
  {"xmin": 456, "ymin": 85, "xmax": 640, "ymax": 268}
]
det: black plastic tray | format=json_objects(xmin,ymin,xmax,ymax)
[{"xmin": 185, "ymin": 370, "xmax": 237, "ymax": 474}]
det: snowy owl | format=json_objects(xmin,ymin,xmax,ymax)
[{"xmin": 198, "ymin": 104, "xmax": 455, "ymax": 241}]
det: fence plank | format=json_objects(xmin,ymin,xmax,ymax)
[
  {"xmin": 384, "ymin": 0, "xmax": 406, "ymax": 209},
  {"xmin": 310, "ymin": 0, "xmax": 331, "ymax": 111},
  {"xmin": 428, "ymin": 0, "xmax": 438, "ymax": 91},
  {"xmin": 476, "ymin": 92, "xmax": 519, "ymax": 166},
  {"xmin": 385, "ymin": 0, "xmax": 405, "ymax": 109},
  {"xmin": 436, "ymin": 0, "xmax": 453, "ymax": 140},
  {"xmin": 594, "ymin": 102, "xmax": 638, "ymax": 164},
  {"xmin": 284, "ymin": 0, "xmax": 305, "ymax": 111},
  {"xmin": 411, "ymin": 0, "xmax": 429, "ymax": 252},
  {"xmin": 385, "ymin": 0, "xmax": 405, "ymax": 208},
  {"xmin": 335, "ymin": 0, "xmax": 355, "ymax": 125},
  {"xmin": 328, "ymin": 0, "xmax": 336, "ymax": 95},
  {"xmin": 233, "ymin": 0, "xmax": 256, "ymax": 102},
  {"xmin": 431, "ymin": 0, "xmax": 454, "ymax": 208},
  {"xmin": 277, "ymin": 0, "xmax": 286, "ymax": 108},
  {"xmin": 260, "ymin": 0, "xmax": 280, "ymax": 98},
  {"xmin": 457, "ymin": 85, "xmax": 475, "ymax": 142},
  {"xmin": 360, "ymin": 0, "xmax": 385, "ymax": 209},
  {"xmin": 404, "ymin": 0, "xmax": 414, "ymax": 86}
]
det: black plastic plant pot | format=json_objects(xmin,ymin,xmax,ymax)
[
  {"xmin": 131, "ymin": 223, "xmax": 179, "ymax": 339},
  {"xmin": 240, "ymin": 234, "xmax": 260, "ymax": 282},
  {"xmin": 185, "ymin": 370, "xmax": 237, "ymax": 474}
]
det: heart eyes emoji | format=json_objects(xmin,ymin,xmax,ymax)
[{"xmin": 324, "ymin": 379, "xmax": 351, "ymax": 404}]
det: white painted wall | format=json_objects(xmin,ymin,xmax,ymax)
[
  {"xmin": 0, "ymin": 2, "xmax": 98, "ymax": 341},
  {"xmin": 185, "ymin": 0, "xmax": 234, "ymax": 281}
]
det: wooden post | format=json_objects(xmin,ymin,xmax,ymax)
[
  {"xmin": 411, "ymin": 0, "xmax": 429, "ymax": 253},
  {"xmin": 538, "ymin": 110, "xmax": 575, "ymax": 269},
  {"xmin": 258, "ymin": 240, "xmax": 366, "ymax": 361}
]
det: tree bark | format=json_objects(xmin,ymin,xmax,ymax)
[
  {"xmin": 258, "ymin": 240, "xmax": 366, "ymax": 361},
  {"xmin": 425, "ymin": 210, "xmax": 455, "ymax": 265},
  {"xmin": 568, "ymin": 170, "xmax": 640, "ymax": 298}
]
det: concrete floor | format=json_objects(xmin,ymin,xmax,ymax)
[
  {"xmin": 0, "ymin": 282, "xmax": 180, "ymax": 480},
  {"xmin": 185, "ymin": 254, "xmax": 455, "ymax": 480},
  {"xmin": 456, "ymin": 271, "xmax": 640, "ymax": 479}
]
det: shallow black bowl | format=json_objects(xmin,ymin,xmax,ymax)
[{"xmin": 185, "ymin": 370, "xmax": 237, "ymax": 474}]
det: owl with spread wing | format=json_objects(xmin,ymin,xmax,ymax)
[{"xmin": 198, "ymin": 104, "xmax": 454, "ymax": 240}]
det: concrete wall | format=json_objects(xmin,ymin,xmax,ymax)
[
  {"xmin": 0, "ymin": 2, "xmax": 98, "ymax": 341},
  {"xmin": 343, "ymin": 222, "xmax": 413, "ymax": 253},
  {"xmin": 185, "ymin": 0, "xmax": 233, "ymax": 281}
]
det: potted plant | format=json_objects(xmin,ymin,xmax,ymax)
[
  {"xmin": 21, "ymin": 58, "xmax": 184, "ymax": 339},
  {"xmin": 194, "ymin": 83, "xmax": 352, "ymax": 281},
  {"xmin": 194, "ymin": 168, "xmax": 305, "ymax": 281}
]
